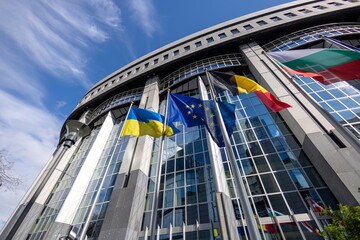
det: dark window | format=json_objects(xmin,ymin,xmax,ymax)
[
  {"xmin": 163, "ymin": 54, "xmax": 169, "ymax": 60},
  {"xmin": 284, "ymin": 12, "xmax": 297, "ymax": 18},
  {"xmin": 298, "ymin": 8, "xmax": 312, "ymax": 13},
  {"xmin": 144, "ymin": 63, "xmax": 149, "ymax": 68},
  {"xmin": 195, "ymin": 41, "xmax": 202, "ymax": 47},
  {"xmin": 206, "ymin": 37, "xmax": 214, "ymax": 43},
  {"xmin": 218, "ymin": 33, "xmax": 227, "ymax": 39},
  {"xmin": 153, "ymin": 58, "xmax": 158, "ymax": 64},
  {"xmin": 135, "ymin": 67, "xmax": 140, "ymax": 72},
  {"xmin": 184, "ymin": 45, "xmax": 190, "ymax": 51},
  {"xmin": 173, "ymin": 50, "xmax": 179, "ymax": 56},
  {"xmin": 270, "ymin": 16, "xmax": 282, "ymax": 22},
  {"xmin": 328, "ymin": 2, "xmax": 343, "ymax": 6},
  {"xmin": 230, "ymin": 28, "xmax": 240, "ymax": 35},
  {"xmin": 256, "ymin": 20, "xmax": 267, "ymax": 26},
  {"xmin": 244, "ymin": 24, "xmax": 253, "ymax": 30},
  {"xmin": 313, "ymin": 5, "xmax": 327, "ymax": 9}
]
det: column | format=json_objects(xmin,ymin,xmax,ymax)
[
  {"xmin": 46, "ymin": 112, "xmax": 115, "ymax": 239},
  {"xmin": 99, "ymin": 76, "xmax": 160, "ymax": 240}
]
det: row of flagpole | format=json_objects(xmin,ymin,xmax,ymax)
[
  {"xmin": 78, "ymin": 65, "xmax": 338, "ymax": 239},
  {"xmin": 115, "ymin": 69, "xmax": 289, "ymax": 239},
  {"xmin": 81, "ymin": 56, "xmax": 345, "ymax": 238},
  {"xmin": 204, "ymin": 71, "xmax": 261, "ymax": 240}
]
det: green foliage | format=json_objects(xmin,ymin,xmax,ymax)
[{"xmin": 321, "ymin": 205, "xmax": 360, "ymax": 240}]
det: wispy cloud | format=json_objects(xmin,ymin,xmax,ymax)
[
  {"xmin": 0, "ymin": 0, "xmax": 124, "ymax": 229},
  {"xmin": 0, "ymin": 90, "xmax": 61, "ymax": 226},
  {"xmin": 127, "ymin": 0, "xmax": 159, "ymax": 37},
  {"xmin": 0, "ymin": 0, "xmax": 123, "ymax": 89},
  {"xmin": 55, "ymin": 101, "xmax": 67, "ymax": 110}
]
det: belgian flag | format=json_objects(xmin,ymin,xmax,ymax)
[{"xmin": 208, "ymin": 71, "xmax": 291, "ymax": 112}]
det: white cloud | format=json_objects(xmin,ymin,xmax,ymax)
[
  {"xmin": 0, "ymin": 0, "xmax": 123, "ymax": 89},
  {"xmin": 0, "ymin": 47, "xmax": 45, "ymax": 105},
  {"xmin": 55, "ymin": 101, "xmax": 67, "ymax": 110},
  {"xmin": 0, "ymin": 90, "xmax": 61, "ymax": 228},
  {"xmin": 127, "ymin": 0, "xmax": 159, "ymax": 37},
  {"xmin": 0, "ymin": 0, "xmax": 124, "ymax": 230}
]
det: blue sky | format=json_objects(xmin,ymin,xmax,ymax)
[{"xmin": 0, "ymin": 0, "xmax": 293, "ymax": 229}]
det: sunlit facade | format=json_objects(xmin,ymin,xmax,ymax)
[{"xmin": 2, "ymin": 1, "xmax": 360, "ymax": 240}]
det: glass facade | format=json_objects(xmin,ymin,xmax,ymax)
[
  {"xmin": 294, "ymin": 77, "xmax": 360, "ymax": 139},
  {"xmin": 137, "ymin": 70, "xmax": 336, "ymax": 239},
  {"xmin": 221, "ymin": 88, "xmax": 330, "ymax": 239},
  {"xmin": 141, "ymin": 87, "xmax": 217, "ymax": 239},
  {"xmin": 71, "ymin": 116, "xmax": 129, "ymax": 239},
  {"xmin": 263, "ymin": 24, "xmax": 360, "ymax": 140},
  {"xmin": 27, "ymin": 128, "xmax": 101, "ymax": 240}
]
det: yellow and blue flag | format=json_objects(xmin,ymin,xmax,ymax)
[
  {"xmin": 121, "ymin": 107, "xmax": 179, "ymax": 138},
  {"xmin": 167, "ymin": 93, "xmax": 236, "ymax": 147}
]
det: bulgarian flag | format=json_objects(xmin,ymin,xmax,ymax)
[
  {"xmin": 208, "ymin": 71, "xmax": 291, "ymax": 112},
  {"xmin": 267, "ymin": 49, "xmax": 360, "ymax": 85}
]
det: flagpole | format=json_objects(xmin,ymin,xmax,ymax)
[
  {"xmin": 321, "ymin": 35, "xmax": 358, "ymax": 51},
  {"xmin": 150, "ymin": 90, "xmax": 171, "ymax": 240},
  {"xmin": 290, "ymin": 209, "xmax": 306, "ymax": 240},
  {"xmin": 204, "ymin": 71, "xmax": 261, "ymax": 240},
  {"xmin": 79, "ymin": 102, "xmax": 134, "ymax": 240}
]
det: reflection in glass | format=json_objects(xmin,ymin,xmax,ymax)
[{"xmin": 289, "ymin": 169, "xmax": 310, "ymax": 189}]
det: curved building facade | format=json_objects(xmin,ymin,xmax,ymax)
[{"xmin": 2, "ymin": 0, "xmax": 360, "ymax": 239}]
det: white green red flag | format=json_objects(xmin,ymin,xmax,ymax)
[{"xmin": 267, "ymin": 49, "xmax": 360, "ymax": 84}]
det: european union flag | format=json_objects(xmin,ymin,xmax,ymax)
[{"xmin": 167, "ymin": 93, "xmax": 236, "ymax": 147}]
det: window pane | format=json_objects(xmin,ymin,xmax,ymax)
[
  {"xmin": 187, "ymin": 205, "xmax": 198, "ymax": 225},
  {"xmin": 260, "ymin": 174, "xmax": 280, "ymax": 193},
  {"xmin": 284, "ymin": 192, "xmax": 307, "ymax": 214},
  {"xmin": 176, "ymin": 188, "xmax": 185, "ymax": 206},
  {"xmin": 199, "ymin": 204, "xmax": 210, "ymax": 223},
  {"xmin": 197, "ymin": 184, "xmax": 207, "ymax": 203},
  {"xmin": 164, "ymin": 189, "xmax": 174, "ymax": 208},
  {"xmin": 289, "ymin": 169, "xmax": 310, "ymax": 189},
  {"xmin": 186, "ymin": 186, "xmax": 197, "ymax": 204},
  {"xmin": 174, "ymin": 207, "xmax": 185, "ymax": 226},
  {"xmin": 275, "ymin": 171, "xmax": 296, "ymax": 191}
]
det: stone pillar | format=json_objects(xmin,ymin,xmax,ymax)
[
  {"xmin": 99, "ymin": 76, "xmax": 160, "ymax": 240},
  {"xmin": 45, "ymin": 112, "xmax": 115, "ymax": 239}
]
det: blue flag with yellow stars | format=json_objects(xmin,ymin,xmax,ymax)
[{"xmin": 167, "ymin": 93, "xmax": 236, "ymax": 147}]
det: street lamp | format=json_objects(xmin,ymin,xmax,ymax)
[{"xmin": 5, "ymin": 120, "xmax": 90, "ymax": 240}]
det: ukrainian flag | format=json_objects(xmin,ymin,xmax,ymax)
[{"xmin": 121, "ymin": 107, "xmax": 179, "ymax": 138}]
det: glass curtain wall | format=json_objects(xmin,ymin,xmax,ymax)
[
  {"xmin": 27, "ymin": 127, "xmax": 101, "ymax": 240},
  {"xmin": 141, "ymin": 79, "xmax": 216, "ymax": 240},
  {"xmin": 265, "ymin": 27, "xmax": 360, "ymax": 140},
  {"xmin": 140, "ymin": 69, "xmax": 336, "ymax": 239},
  {"xmin": 71, "ymin": 114, "xmax": 130, "ymax": 239},
  {"xmin": 218, "ymin": 69, "xmax": 332, "ymax": 240}
]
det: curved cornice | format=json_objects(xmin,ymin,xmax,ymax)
[{"xmin": 73, "ymin": 0, "xmax": 359, "ymax": 114}]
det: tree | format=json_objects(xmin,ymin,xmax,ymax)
[
  {"xmin": 321, "ymin": 205, "xmax": 360, "ymax": 240},
  {"xmin": 0, "ymin": 149, "xmax": 22, "ymax": 191}
]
